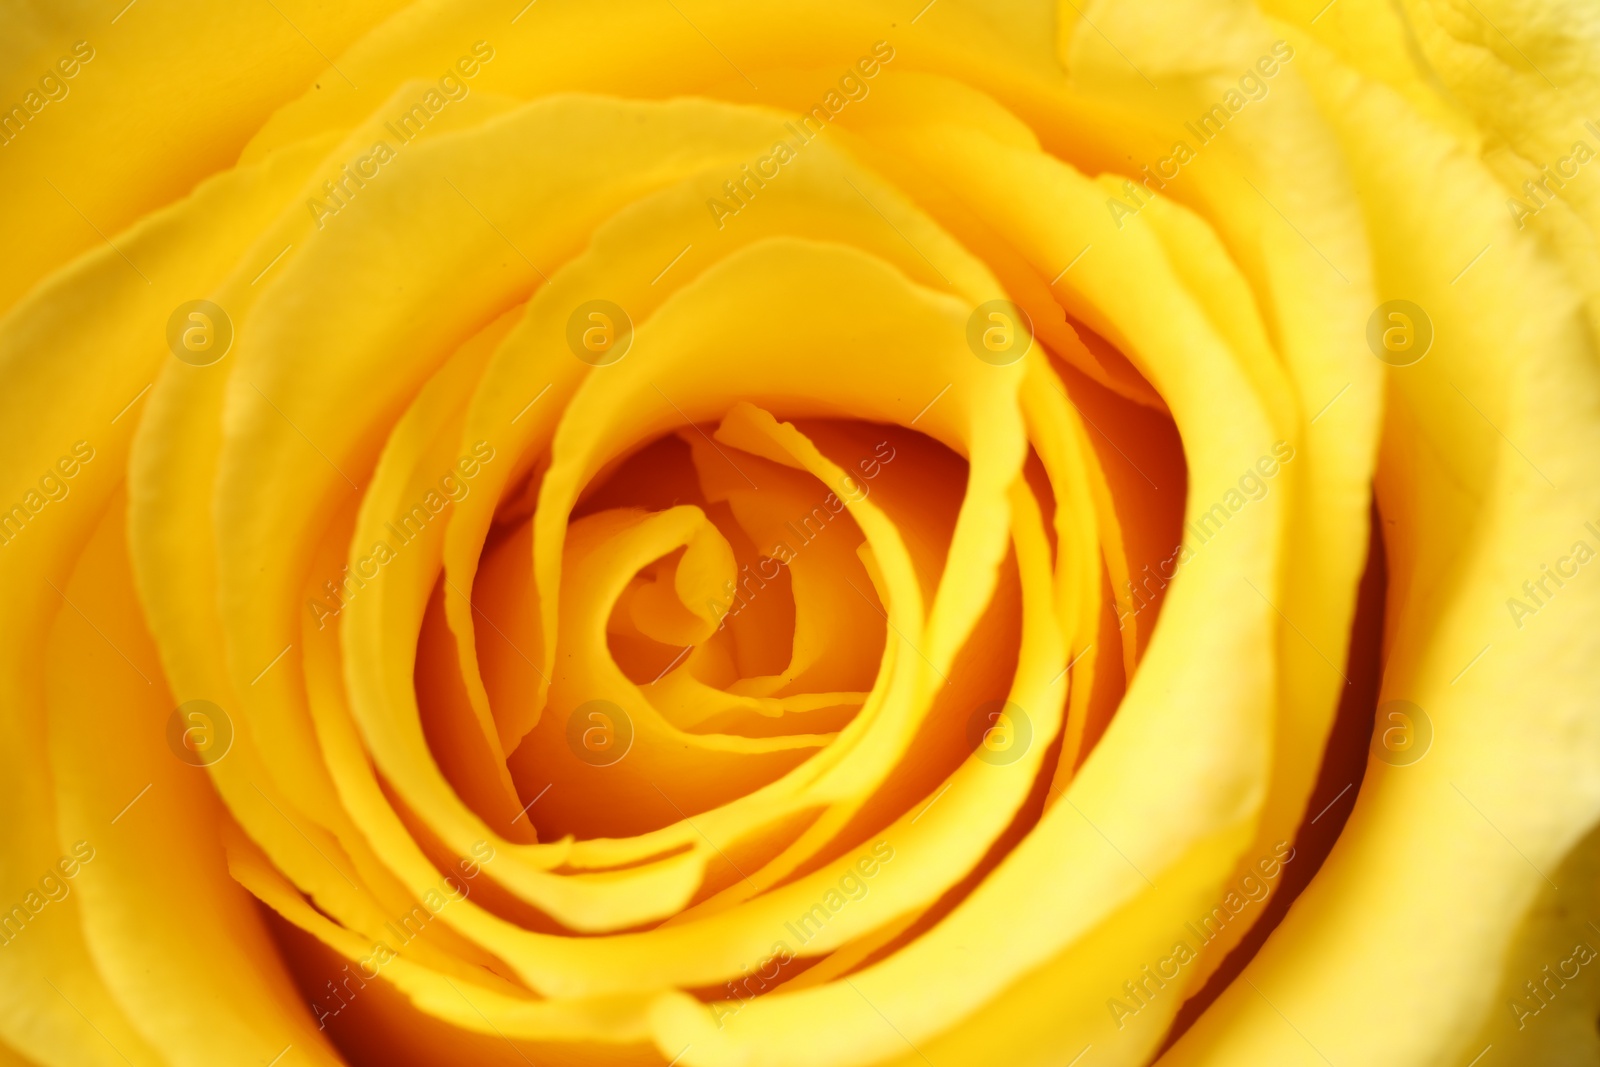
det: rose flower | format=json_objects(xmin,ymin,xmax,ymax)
[{"xmin": 1, "ymin": 1, "xmax": 1597, "ymax": 1065}]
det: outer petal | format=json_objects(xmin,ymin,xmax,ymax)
[{"xmin": 1165, "ymin": 5, "xmax": 1600, "ymax": 1065}]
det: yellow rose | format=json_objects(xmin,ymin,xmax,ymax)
[{"xmin": 2, "ymin": 1, "xmax": 1596, "ymax": 1065}]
